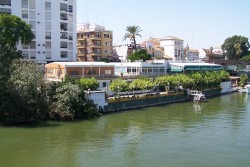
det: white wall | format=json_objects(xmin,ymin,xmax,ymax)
[
  {"xmin": 85, "ymin": 91, "xmax": 107, "ymax": 109},
  {"xmin": 114, "ymin": 45, "xmax": 129, "ymax": 61},
  {"xmin": 9, "ymin": 0, "xmax": 77, "ymax": 62},
  {"xmin": 220, "ymin": 81, "xmax": 232, "ymax": 94}
]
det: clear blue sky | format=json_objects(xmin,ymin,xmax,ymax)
[{"xmin": 77, "ymin": 0, "xmax": 250, "ymax": 49}]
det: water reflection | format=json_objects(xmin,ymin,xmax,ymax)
[{"xmin": 0, "ymin": 93, "xmax": 249, "ymax": 167}]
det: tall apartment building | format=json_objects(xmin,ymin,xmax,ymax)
[
  {"xmin": 77, "ymin": 23, "xmax": 113, "ymax": 62},
  {"xmin": 0, "ymin": 0, "xmax": 77, "ymax": 62}
]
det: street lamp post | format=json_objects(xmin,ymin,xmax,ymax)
[
  {"xmin": 133, "ymin": 85, "xmax": 135, "ymax": 97},
  {"xmin": 117, "ymin": 86, "xmax": 120, "ymax": 97},
  {"xmin": 156, "ymin": 83, "xmax": 159, "ymax": 95},
  {"xmin": 87, "ymin": 88, "xmax": 90, "ymax": 101}
]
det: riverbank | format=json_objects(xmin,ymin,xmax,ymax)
[{"xmin": 103, "ymin": 88, "xmax": 222, "ymax": 113}]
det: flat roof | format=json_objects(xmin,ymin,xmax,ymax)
[
  {"xmin": 47, "ymin": 62, "xmax": 115, "ymax": 67},
  {"xmin": 170, "ymin": 62, "xmax": 222, "ymax": 67}
]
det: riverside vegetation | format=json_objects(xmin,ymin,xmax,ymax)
[{"xmin": 0, "ymin": 14, "xmax": 232, "ymax": 125}]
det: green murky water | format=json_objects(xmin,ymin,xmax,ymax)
[{"xmin": 1, "ymin": 93, "xmax": 250, "ymax": 167}]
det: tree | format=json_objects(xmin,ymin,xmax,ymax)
[
  {"xmin": 221, "ymin": 35, "xmax": 250, "ymax": 60},
  {"xmin": 124, "ymin": 25, "xmax": 142, "ymax": 51},
  {"xmin": 129, "ymin": 78, "xmax": 154, "ymax": 90},
  {"xmin": 0, "ymin": 14, "xmax": 35, "ymax": 124},
  {"xmin": 0, "ymin": 14, "xmax": 34, "ymax": 48},
  {"xmin": 79, "ymin": 77, "xmax": 99, "ymax": 91},
  {"xmin": 108, "ymin": 79, "xmax": 129, "ymax": 93},
  {"xmin": 128, "ymin": 49, "xmax": 152, "ymax": 62},
  {"xmin": 0, "ymin": 60, "xmax": 48, "ymax": 124},
  {"xmin": 240, "ymin": 53, "xmax": 250, "ymax": 61},
  {"xmin": 239, "ymin": 74, "xmax": 248, "ymax": 87},
  {"xmin": 0, "ymin": 14, "xmax": 34, "ymax": 93}
]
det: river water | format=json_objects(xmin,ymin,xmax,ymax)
[{"xmin": 1, "ymin": 93, "xmax": 250, "ymax": 167}]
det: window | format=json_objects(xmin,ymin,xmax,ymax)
[
  {"xmin": 102, "ymin": 82, "xmax": 107, "ymax": 87},
  {"xmin": 29, "ymin": 11, "xmax": 35, "ymax": 19},
  {"xmin": 104, "ymin": 42, "xmax": 109, "ymax": 46},
  {"xmin": 68, "ymin": 33, "xmax": 73, "ymax": 40},
  {"xmin": 0, "ymin": 0, "xmax": 11, "ymax": 6},
  {"xmin": 60, "ymin": 42, "xmax": 67, "ymax": 48},
  {"xmin": 46, "ymin": 51, "xmax": 51, "ymax": 59},
  {"xmin": 29, "ymin": 0, "xmax": 35, "ymax": 9},
  {"xmin": 97, "ymin": 41, "xmax": 101, "ymax": 46},
  {"xmin": 30, "ymin": 41, "xmax": 36, "ymax": 49},
  {"xmin": 61, "ymin": 51, "xmax": 68, "ymax": 58},
  {"xmin": 68, "ymin": 5, "xmax": 73, "ymax": 13},
  {"xmin": 30, "ymin": 51, "xmax": 36, "ymax": 59},
  {"xmin": 0, "ymin": 8, "xmax": 11, "ymax": 14},
  {"xmin": 60, "ymin": 22, "xmax": 67, "ymax": 31},
  {"xmin": 68, "ymin": 14, "xmax": 73, "ymax": 22},
  {"xmin": 69, "ymin": 52, "xmax": 73, "ymax": 60},
  {"xmin": 68, "ymin": 23, "xmax": 73, "ymax": 32},
  {"xmin": 60, "ymin": 3, "xmax": 67, "ymax": 12},
  {"xmin": 32, "ymin": 31, "xmax": 36, "ymax": 38},
  {"xmin": 60, "ymin": 32, "xmax": 67, "ymax": 39},
  {"xmin": 69, "ymin": 71, "xmax": 79, "ymax": 75},
  {"xmin": 97, "ymin": 49, "xmax": 101, "ymax": 53},
  {"xmin": 45, "ymin": 12, "xmax": 51, "ymax": 20},
  {"xmin": 104, "ymin": 49, "xmax": 108, "ymax": 54},
  {"xmin": 45, "ymin": 2, "xmax": 51, "ymax": 10},
  {"xmin": 45, "ymin": 31, "xmax": 51, "ymax": 39},
  {"xmin": 104, "ymin": 34, "xmax": 110, "ymax": 38},
  {"xmin": 60, "ymin": 13, "xmax": 67, "ymax": 20},
  {"xmin": 69, "ymin": 42, "xmax": 73, "ymax": 50},
  {"xmin": 47, "ymin": 69, "xmax": 53, "ymax": 74},
  {"xmin": 45, "ymin": 41, "xmax": 51, "ymax": 49},
  {"xmin": 29, "ymin": 21, "xmax": 36, "ymax": 29},
  {"xmin": 22, "ymin": 10, "xmax": 28, "ymax": 18},
  {"xmin": 22, "ymin": 51, "xmax": 29, "ymax": 59},
  {"xmin": 45, "ymin": 21, "xmax": 51, "ymax": 30},
  {"xmin": 22, "ymin": 0, "xmax": 28, "ymax": 8},
  {"xmin": 22, "ymin": 45, "xmax": 29, "ymax": 49}
]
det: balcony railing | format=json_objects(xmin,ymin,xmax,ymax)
[{"xmin": 90, "ymin": 35, "xmax": 101, "ymax": 40}]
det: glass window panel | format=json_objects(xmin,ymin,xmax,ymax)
[
  {"xmin": 45, "ymin": 12, "xmax": 51, "ymax": 20},
  {"xmin": 45, "ymin": 2, "xmax": 51, "ymax": 10},
  {"xmin": 29, "ymin": 21, "xmax": 36, "ymax": 29},
  {"xmin": 29, "ymin": 0, "xmax": 35, "ymax": 9},
  {"xmin": 22, "ymin": 0, "xmax": 28, "ymax": 8},
  {"xmin": 45, "ymin": 21, "xmax": 51, "ymax": 30},
  {"xmin": 29, "ymin": 11, "xmax": 35, "ymax": 19}
]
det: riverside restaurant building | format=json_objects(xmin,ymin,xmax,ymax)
[
  {"xmin": 168, "ymin": 62, "xmax": 223, "ymax": 73},
  {"xmin": 45, "ymin": 61, "xmax": 223, "ymax": 80}
]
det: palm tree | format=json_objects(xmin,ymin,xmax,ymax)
[{"xmin": 124, "ymin": 25, "xmax": 142, "ymax": 51}]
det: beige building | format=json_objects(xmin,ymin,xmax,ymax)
[{"xmin": 77, "ymin": 24, "xmax": 113, "ymax": 62}]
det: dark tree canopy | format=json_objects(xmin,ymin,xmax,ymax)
[
  {"xmin": 221, "ymin": 35, "xmax": 250, "ymax": 60},
  {"xmin": 0, "ymin": 14, "xmax": 34, "ymax": 48},
  {"xmin": 128, "ymin": 49, "xmax": 152, "ymax": 62}
]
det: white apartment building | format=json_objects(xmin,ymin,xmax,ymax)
[
  {"xmin": 0, "ymin": 0, "xmax": 77, "ymax": 62},
  {"xmin": 160, "ymin": 36, "xmax": 184, "ymax": 61}
]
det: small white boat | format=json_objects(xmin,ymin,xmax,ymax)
[
  {"xmin": 245, "ymin": 83, "xmax": 250, "ymax": 94},
  {"xmin": 237, "ymin": 82, "xmax": 250, "ymax": 94}
]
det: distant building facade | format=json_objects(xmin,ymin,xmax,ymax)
[
  {"xmin": 77, "ymin": 23, "xmax": 113, "ymax": 62},
  {"xmin": 0, "ymin": 0, "xmax": 77, "ymax": 62},
  {"xmin": 160, "ymin": 36, "xmax": 184, "ymax": 61}
]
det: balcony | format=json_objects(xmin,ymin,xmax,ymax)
[
  {"xmin": 90, "ymin": 52, "xmax": 101, "ymax": 56},
  {"xmin": 90, "ymin": 35, "xmax": 101, "ymax": 40},
  {"xmin": 89, "ymin": 44, "xmax": 101, "ymax": 48},
  {"xmin": 0, "ymin": 0, "xmax": 11, "ymax": 6},
  {"xmin": 78, "ymin": 53, "xmax": 86, "ymax": 57}
]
